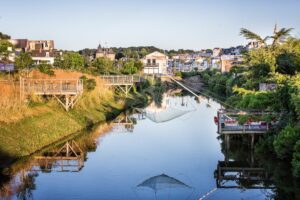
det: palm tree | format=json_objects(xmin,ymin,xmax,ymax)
[
  {"xmin": 240, "ymin": 25, "xmax": 294, "ymax": 48},
  {"xmin": 271, "ymin": 27, "xmax": 294, "ymax": 46},
  {"xmin": 240, "ymin": 28, "xmax": 269, "ymax": 47}
]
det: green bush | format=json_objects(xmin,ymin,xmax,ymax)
[
  {"xmin": 80, "ymin": 76, "xmax": 96, "ymax": 91},
  {"xmin": 175, "ymin": 71, "xmax": 182, "ymax": 77},
  {"xmin": 273, "ymin": 125, "xmax": 300, "ymax": 159},
  {"xmin": 292, "ymin": 140, "xmax": 300, "ymax": 177}
]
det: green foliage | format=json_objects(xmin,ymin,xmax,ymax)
[
  {"xmin": 0, "ymin": 32, "xmax": 11, "ymax": 40},
  {"xmin": 14, "ymin": 52, "xmax": 34, "ymax": 71},
  {"xmin": 120, "ymin": 60, "xmax": 143, "ymax": 75},
  {"xmin": 0, "ymin": 40, "xmax": 13, "ymax": 59},
  {"xmin": 175, "ymin": 71, "xmax": 182, "ymax": 77},
  {"xmin": 246, "ymin": 48, "xmax": 277, "ymax": 77},
  {"xmin": 92, "ymin": 57, "xmax": 113, "ymax": 74},
  {"xmin": 292, "ymin": 140, "xmax": 300, "ymax": 177},
  {"xmin": 37, "ymin": 62, "xmax": 54, "ymax": 76},
  {"xmin": 80, "ymin": 76, "xmax": 96, "ymax": 91},
  {"xmin": 273, "ymin": 125, "xmax": 300, "ymax": 159},
  {"xmin": 54, "ymin": 52, "xmax": 84, "ymax": 70}
]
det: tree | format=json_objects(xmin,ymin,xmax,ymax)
[
  {"xmin": 240, "ymin": 28, "xmax": 269, "ymax": 47},
  {"xmin": 271, "ymin": 27, "xmax": 293, "ymax": 47},
  {"xmin": 140, "ymin": 48, "xmax": 148, "ymax": 58},
  {"xmin": 240, "ymin": 25, "xmax": 293, "ymax": 48},
  {"xmin": 0, "ymin": 40, "xmax": 13, "ymax": 60},
  {"xmin": 0, "ymin": 32, "xmax": 11, "ymax": 40},
  {"xmin": 274, "ymin": 125, "xmax": 300, "ymax": 159},
  {"xmin": 37, "ymin": 61, "xmax": 54, "ymax": 76},
  {"xmin": 121, "ymin": 60, "xmax": 137, "ymax": 74},
  {"xmin": 92, "ymin": 57, "xmax": 113, "ymax": 74},
  {"xmin": 14, "ymin": 52, "xmax": 34, "ymax": 73},
  {"xmin": 61, "ymin": 52, "xmax": 84, "ymax": 70}
]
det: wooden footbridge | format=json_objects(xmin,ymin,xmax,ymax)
[
  {"xmin": 100, "ymin": 75, "xmax": 141, "ymax": 96},
  {"xmin": 217, "ymin": 109, "xmax": 274, "ymax": 149},
  {"xmin": 20, "ymin": 78, "xmax": 83, "ymax": 111}
]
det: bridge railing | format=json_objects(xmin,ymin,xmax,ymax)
[
  {"xmin": 20, "ymin": 78, "xmax": 83, "ymax": 95},
  {"xmin": 100, "ymin": 75, "xmax": 140, "ymax": 85}
]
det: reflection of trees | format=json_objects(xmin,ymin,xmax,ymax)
[
  {"xmin": 255, "ymin": 150, "xmax": 300, "ymax": 200},
  {"xmin": 16, "ymin": 171, "xmax": 38, "ymax": 200},
  {"xmin": 0, "ymin": 123, "xmax": 113, "ymax": 199},
  {"xmin": 0, "ymin": 167, "xmax": 13, "ymax": 198},
  {"xmin": 217, "ymin": 135, "xmax": 300, "ymax": 199},
  {"xmin": 216, "ymin": 135, "xmax": 274, "ymax": 189},
  {"xmin": 0, "ymin": 170, "xmax": 38, "ymax": 200}
]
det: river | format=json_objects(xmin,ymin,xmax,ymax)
[{"xmin": 0, "ymin": 93, "xmax": 289, "ymax": 199}]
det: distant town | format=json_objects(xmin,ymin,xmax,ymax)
[{"xmin": 0, "ymin": 32, "xmax": 260, "ymax": 74}]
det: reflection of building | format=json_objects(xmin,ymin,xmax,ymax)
[
  {"xmin": 142, "ymin": 51, "xmax": 168, "ymax": 75},
  {"xmin": 143, "ymin": 94, "xmax": 195, "ymax": 123}
]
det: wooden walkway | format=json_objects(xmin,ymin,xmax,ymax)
[
  {"xmin": 100, "ymin": 75, "xmax": 141, "ymax": 96},
  {"xmin": 100, "ymin": 75, "xmax": 140, "ymax": 85},
  {"xmin": 20, "ymin": 78, "xmax": 83, "ymax": 111},
  {"xmin": 217, "ymin": 110, "xmax": 270, "ymax": 135}
]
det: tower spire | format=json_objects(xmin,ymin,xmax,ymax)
[{"xmin": 274, "ymin": 23, "xmax": 278, "ymax": 34}]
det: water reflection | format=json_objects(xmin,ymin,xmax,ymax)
[
  {"xmin": 138, "ymin": 93, "xmax": 197, "ymax": 123},
  {"xmin": 1, "ymin": 94, "xmax": 300, "ymax": 199},
  {"xmin": 32, "ymin": 140, "xmax": 84, "ymax": 172},
  {"xmin": 136, "ymin": 173, "xmax": 193, "ymax": 199},
  {"xmin": 112, "ymin": 113, "xmax": 137, "ymax": 133},
  {"xmin": 215, "ymin": 138, "xmax": 275, "ymax": 189}
]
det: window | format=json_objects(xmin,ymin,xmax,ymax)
[
  {"xmin": 147, "ymin": 59, "xmax": 151, "ymax": 64},
  {"xmin": 152, "ymin": 59, "xmax": 156, "ymax": 65}
]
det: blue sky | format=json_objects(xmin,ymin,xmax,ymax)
[{"xmin": 1, "ymin": 0, "xmax": 300, "ymax": 50}]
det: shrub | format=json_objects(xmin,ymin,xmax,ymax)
[
  {"xmin": 273, "ymin": 125, "xmax": 300, "ymax": 159},
  {"xmin": 80, "ymin": 76, "xmax": 96, "ymax": 91},
  {"xmin": 292, "ymin": 140, "xmax": 300, "ymax": 177}
]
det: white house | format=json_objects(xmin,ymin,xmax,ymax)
[
  {"xmin": 142, "ymin": 51, "xmax": 168, "ymax": 75},
  {"xmin": 31, "ymin": 51, "xmax": 55, "ymax": 65}
]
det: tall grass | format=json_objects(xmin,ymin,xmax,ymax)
[{"xmin": 0, "ymin": 82, "xmax": 31, "ymax": 123}]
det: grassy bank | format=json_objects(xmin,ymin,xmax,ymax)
[{"xmin": 0, "ymin": 71, "xmax": 148, "ymax": 165}]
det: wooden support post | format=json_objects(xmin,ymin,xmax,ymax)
[
  {"xmin": 65, "ymin": 95, "xmax": 69, "ymax": 111},
  {"xmin": 251, "ymin": 134, "xmax": 255, "ymax": 150},
  {"xmin": 225, "ymin": 134, "xmax": 230, "ymax": 153}
]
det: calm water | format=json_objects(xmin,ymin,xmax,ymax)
[{"xmin": 1, "ymin": 94, "xmax": 276, "ymax": 200}]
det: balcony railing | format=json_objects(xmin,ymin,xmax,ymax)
[{"xmin": 144, "ymin": 63, "xmax": 159, "ymax": 68}]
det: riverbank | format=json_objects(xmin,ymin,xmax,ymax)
[{"xmin": 0, "ymin": 71, "xmax": 149, "ymax": 166}]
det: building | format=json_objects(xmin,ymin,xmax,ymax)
[
  {"xmin": 9, "ymin": 39, "xmax": 56, "ymax": 64},
  {"xmin": 95, "ymin": 45, "xmax": 115, "ymax": 60},
  {"xmin": 31, "ymin": 51, "xmax": 56, "ymax": 65},
  {"xmin": 9, "ymin": 39, "xmax": 29, "ymax": 53},
  {"xmin": 213, "ymin": 48, "xmax": 222, "ymax": 57},
  {"xmin": 211, "ymin": 57, "xmax": 221, "ymax": 69},
  {"xmin": 247, "ymin": 41, "xmax": 262, "ymax": 50},
  {"xmin": 221, "ymin": 55, "xmax": 243, "ymax": 73},
  {"xmin": 0, "ymin": 60, "xmax": 14, "ymax": 72},
  {"xmin": 142, "ymin": 51, "xmax": 168, "ymax": 75},
  {"xmin": 259, "ymin": 83, "xmax": 277, "ymax": 91},
  {"xmin": 28, "ymin": 40, "xmax": 54, "ymax": 51}
]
